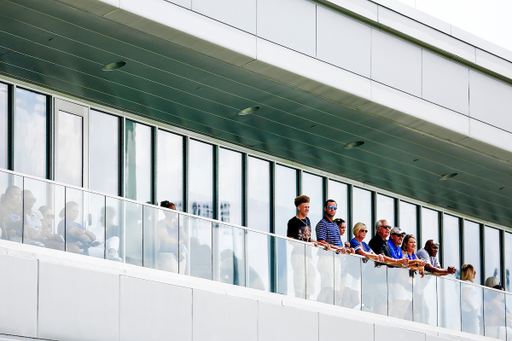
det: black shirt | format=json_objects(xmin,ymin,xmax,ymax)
[
  {"xmin": 287, "ymin": 216, "xmax": 312, "ymax": 242},
  {"xmin": 368, "ymin": 235, "xmax": 392, "ymax": 258}
]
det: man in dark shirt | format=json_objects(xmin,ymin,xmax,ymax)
[
  {"xmin": 287, "ymin": 195, "xmax": 317, "ymax": 298},
  {"xmin": 369, "ymin": 219, "xmax": 408, "ymax": 266}
]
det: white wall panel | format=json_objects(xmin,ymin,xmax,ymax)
[
  {"xmin": 163, "ymin": 0, "xmax": 191, "ymax": 10},
  {"xmin": 38, "ymin": 262, "xmax": 119, "ymax": 341},
  {"xmin": 317, "ymin": 7, "xmax": 371, "ymax": 77},
  {"xmin": 119, "ymin": 276, "xmax": 192, "ymax": 341},
  {"xmin": 319, "ymin": 313, "xmax": 373, "ymax": 341},
  {"xmin": 476, "ymin": 49, "xmax": 512, "ymax": 81},
  {"xmin": 468, "ymin": 119, "xmax": 512, "ymax": 154},
  {"xmin": 257, "ymin": 0, "xmax": 316, "ymax": 56},
  {"xmin": 0, "ymin": 254, "xmax": 37, "ymax": 338},
  {"xmin": 193, "ymin": 0, "xmax": 256, "ymax": 34},
  {"xmin": 371, "ymin": 30, "xmax": 422, "ymax": 97},
  {"xmin": 469, "ymin": 70, "xmax": 512, "ymax": 133},
  {"xmin": 375, "ymin": 325, "xmax": 425, "ymax": 341},
  {"xmin": 193, "ymin": 290, "xmax": 257, "ymax": 341},
  {"xmin": 258, "ymin": 302, "xmax": 318, "ymax": 341},
  {"xmin": 422, "ymin": 51, "xmax": 469, "ymax": 115}
]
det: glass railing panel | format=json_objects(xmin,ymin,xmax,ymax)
[
  {"xmin": 438, "ymin": 277, "xmax": 461, "ymax": 331},
  {"xmin": 213, "ymin": 223, "xmax": 245, "ymax": 287},
  {"xmin": 361, "ymin": 259, "xmax": 387, "ymax": 316},
  {"xmin": 484, "ymin": 287, "xmax": 507, "ymax": 339},
  {"xmin": 276, "ymin": 237, "xmax": 305, "ymax": 298},
  {"xmin": 388, "ymin": 267, "xmax": 413, "ymax": 321},
  {"xmin": 0, "ymin": 171, "xmax": 23, "ymax": 243},
  {"xmin": 413, "ymin": 273, "xmax": 437, "ymax": 325},
  {"xmin": 461, "ymin": 281, "xmax": 484, "ymax": 335},
  {"xmin": 22, "ymin": 177, "xmax": 65, "ymax": 251},
  {"xmin": 308, "ymin": 246, "xmax": 334, "ymax": 304},
  {"xmin": 246, "ymin": 230, "xmax": 270, "ymax": 292},
  {"xmin": 335, "ymin": 254, "xmax": 362, "ymax": 310},
  {"xmin": 61, "ymin": 188, "xmax": 105, "ymax": 257},
  {"xmin": 179, "ymin": 214, "xmax": 212, "ymax": 280},
  {"xmin": 506, "ymin": 293, "xmax": 512, "ymax": 341},
  {"xmin": 143, "ymin": 205, "xmax": 180, "ymax": 272}
]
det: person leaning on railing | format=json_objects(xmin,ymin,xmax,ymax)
[
  {"xmin": 401, "ymin": 234, "xmax": 426, "ymax": 277},
  {"xmin": 368, "ymin": 219, "xmax": 409, "ymax": 267},
  {"xmin": 417, "ymin": 239, "xmax": 457, "ymax": 276},
  {"xmin": 349, "ymin": 222, "xmax": 384, "ymax": 262}
]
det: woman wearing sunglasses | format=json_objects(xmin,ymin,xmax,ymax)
[{"xmin": 349, "ymin": 222, "xmax": 384, "ymax": 262}]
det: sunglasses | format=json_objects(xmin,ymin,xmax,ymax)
[
  {"xmin": 360, "ymin": 229, "xmax": 368, "ymax": 233},
  {"xmin": 327, "ymin": 206, "xmax": 337, "ymax": 210},
  {"xmin": 381, "ymin": 225, "xmax": 391, "ymax": 229}
]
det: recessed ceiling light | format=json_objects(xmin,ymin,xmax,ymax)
[
  {"xmin": 238, "ymin": 106, "xmax": 260, "ymax": 116},
  {"xmin": 344, "ymin": 141, "xmax": 364, "ymax": 149},
  {"xmin": 101, "ymin": 61, "xmax": 126, "ymax": 72},
  {"xmin": 438, "ymin": 173, "xmax": 458, "ymax": 181}
]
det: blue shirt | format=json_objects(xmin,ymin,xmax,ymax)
[
  {"xmin": 315, "ymin": 217, "xmax": 342, "ymax": 247},
  {"xmin": 388, "ymin": 239, "xmax": 404, "ymax": 259},
  {"xmin": 406, "ymin": 253, "xmax": 417, "ymax": 260},
  {"xmin": 350, "ymin": 239, "xmax": 373, "ymax": 253}
]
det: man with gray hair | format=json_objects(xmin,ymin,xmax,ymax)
[{"xmin": 369, "ymin": 219, "xmax": 408, "ymax": 266}]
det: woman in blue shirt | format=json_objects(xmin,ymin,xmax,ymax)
[
  {"xmin": 350, "ymin": 222, "xmax": 384, "ymax": 262},
  {"xmin": 401, "ymin": 234, "xmax": 425, "ymax": 276}
]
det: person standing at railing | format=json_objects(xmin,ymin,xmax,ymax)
[
  {"xmin": 287, "ymin": 195, "xmax": 317, "ymax": 298},
  {"xmin": 461, "ymin": 264, "xmax": 482, "ymax": 335},
  {"xmin": 400, "ymin": 234, "xmax": 425, "ymax": 277},
  {"xmin": 333, "ymin": 218, "xmax": 355, "ymax": 253},
  {"xmin": 0, "ymin": 185, "xmax": 23, "ymax": 242},
  {"xmin": 369, "ymin": 220, "xmax": 409, "ymax": 267},
  {"xmin": 388, "ymin": 227, "xmax": 408, "ymax": 265},
  {"xmin": 417, "ymin": 240, "xmax": 456, "ymax": 276}
]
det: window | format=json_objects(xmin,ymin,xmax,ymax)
[
  {"xmin": 188, "ymin": 139, "xmax": 213, "ymax": 218},
  {"xmin": 353, "ymin": 187, "xmax": 372, "ymax": 242},
  {"xmin": 157, "ymin": 130, "xmax": 183, "ymax": 210},
  {"xmin": 247, "ymin": 157, "xmax": 270, "ymax": 232},
  {"xmin": 421, "ymin": 207, "xmax": 439, "ymax": 249},
  {"xmin": 376, "ymin": 194, "xmax": 395, "ymax": 227},
  {"xmin": 0, "ymin": 83, "xmax": 7, "ymax": 169},
  {"xmin": 15, "ymin": 88, "xmax": 47, "ymax": 178},
  {"xmin": 443, "ymin": 214, "xmax": 460, "ymax": 278},
  {"xmin": 505, "ymin": 232, "xmax": 512, "ymax": 291},
  {"xmin": 274, "ymin": 165, "xmax": 296, "ymax": 236},
  {"xmin": 327, "ymin": 180, "xmax": 348, "ymax": 242},
  {"xmin": 484, "ymin": 226, "xmax": 501, "ymax": 282},
  {"xmin": 464, "ymin": 220, "xmax": 482, "ymax": 285},
  {"xmin": 302, "ymin": 172, "xmax": 323, "ymax": 230},
  {"xmin": 89, "ymin": 110, "xmax": 119, "ymax": 196},
  {"xmin": 125, "ymin": 120, "xmax": 152, "ymax": 203},
  {"xmin": 56, "ymin": 110, "xmax": 83, "ymax": 187},
  {"xmin": 399, "ymin": 201, "xmax": 417, "ymax": 237},
  {"xmin": 218, "ymin": 148, "xmax": 242, "ymax": 225}
]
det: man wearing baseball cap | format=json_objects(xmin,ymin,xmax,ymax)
[
  {"xmin": 388, "ymin": 227, "xmax": 407, "ymax": 264},
  {"xmin": 417, "ymin": 239, "xmax": 456, "ymax": 276}
]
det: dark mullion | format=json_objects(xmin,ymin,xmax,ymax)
[
  {"xmin": 150, "ymin": 126, "xmax": 157, "ymax": 205},
  {"xmin": 480, "ymin": 223, "xmax": 485, "ymax": 284},
  {"xmin": 269, "ymin": 161, "xmax": 276, "ymax": 293},
  {"xmin": 118, "ymin": 117, "xmax": 125, "ymax": 197},
  {"xmin": 394, "ymin": 198, "xmax": 400, "ymax": 228},
  {"xmin": 439, "ymin": 212, "xmax": 445, "ymax": 268},
  {"xmin": 183, "ymin": 136, "xmax": 189, "ymax": 213},
  {"xmin": 241, "ymin": 153, "xmax": 248, "ymax": 227},
  {"xmin": 7, "ymin": 84, "xmax": 14, "ymax": 171},
  {"xmin": 500, "ymin": 229, "xmax": 506, "ymax": 289},
  {"xmin": 46, "ymin": 95, "xmax": 53, "ymax": 180},
  {"xmin": 347, "ymin": 184, "xmax": 353, "ymax": 232},
  {"xmin": 269, "ymin": 161, "xmax": 275, "ymax": 234},
  {"xmin": 213, "ymin": 145, "xmax": 219, "ymax": 220},
  {"xmin": 460, "ymin": 219, "xmax": 465, "ymax": 269},
  {"xmin": 371, "ymin": 191, "xmax": 377, "ymax": 236},
  {"xmin": 417, "ymin": 206, "xmax": 422, "ymax": 248}
]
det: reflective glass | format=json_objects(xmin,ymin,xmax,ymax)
[
  {"xmin": 302, "ymin": 172, "xmax": 323, "ymax": 229},
  {"xmin": 376, "ymin": 194, "xmax": 395, "ymax": 227},
  {"xmin": 143, "ymin": 205, "xmax": 181, "ymax": 272},
  {"xmin": 421, "ymin": 207, "xmax": 439, "ymax": 250},
  {"xmin": 506, "ymin": 233, "xmax": 512, "ymax": 292},
  {"xmin": 179, "ymin": 215, "xmax": 212, "ymax": 280},
  {"xmin": 188, "ymin": 140, "xmax": 213, "ymax": 218},
  {"xmin": 246, "ymin": 230, "xmax": 270, "ymax": 291},
  {"xmin": 413, "ymin": 274, "xmax": 437, "ymax": 325},
  {"xmin": 388, "ymin": 267, "xmax": 413, "ymax": 321},
  {"xmin": 218, "ymin": 148, "xmax": 242, "ymax": 225},
  {"xmin": 485, "ymin": 226, "xmax": 501, "ymax": 281},
  {"xmin": 308, "ymin": 246, "xmax": 334, "ymax": 304},
  {"xmin": 89, "ymin": 110, "xmax": 119, "ymax": 196},
  {"xmin": 335, "ymin": 253, "xmax": 361, "ymax": 310},
  {"xmin": 56, "ymin": 111, "xmax": 83, "ymax": 187},
  {"xmin": 353, "ymin": 187, "xmax": 372, "ymax": 243},
  {"xmin": 157, "ymin": 130, "xmax": 183, "ymax": 210},
  {"xmin": 464, "ymin": 220, "xmax": 482, "ymax": 285},
  {"xmin": 361, "ymin": 259, "xmax": 387, "ymax": 316},
  {"xmin": 399, "ymin": 201, "xmax": 417, "ymax": 236},
  {"xmin": 276, "ymin": 237, "xmax": 306, "ymax": 298},
  {"xmin": 328, "ymin": 180, "xmax": 348, "ymax": 242},
  {"xmin": 213, "ymin": 223, "xmax": 245, "ymax": 286},
  {"xmin": 22, "ymin": 177, "xmax": 65, "ymax": 250},
  {"xmin": 106, "ymin": 197, "xmax": 142, "ymax": 265},
  {"xmin": 443, "ymin": 214, "xmax": 460, "ymax": 278},
  {"xmin": 484, "ymin": 287, "xmax": 507, "ymax": 340},
  {"xmin": 0, "ymin": 171, "xmax": 23, "ymax": 243},
  {"xmin": 438, "ymin": 277, "xmax": 461, "ymax": 331},
  {"xmin": 461, "ymin": 282, "xmax": 484, "ymax": 335},
  {"xmin": 61, "ymin": 188, "xmax": 105, "ymax": 258},
  {"xmin": 125, "ymin": 120, "xmax": 152, "ymax": 203},
  {"xmin": 275, "ymin": 165, "xmax": 296, "ymax": 237},
  {"xmin": 247, "ymin": 157, "xmax": 270, "ymax": 232},
  {"xmin": 0, "ymin": 83, "xmax": 7, "ymax": 169},
  {"xmin": 15, "ymin": 88, "xmax": 47, "ymax": 178}
]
